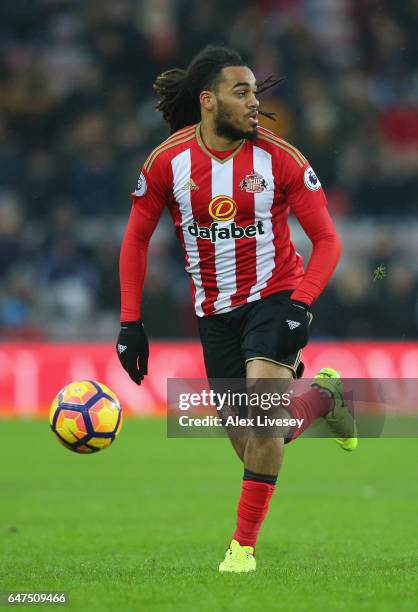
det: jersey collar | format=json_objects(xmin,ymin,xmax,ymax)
[{"xmin": 195, "ymin": 124, "xmax": 245, "ymax": 164}]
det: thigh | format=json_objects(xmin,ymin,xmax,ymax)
[
  {"xmin": 246, "ymin": 358, "xmax": 293, "ymax": 381},
  {"xmin": 246, "ymin": 358, "xmax": 293, "ymax": 408}
]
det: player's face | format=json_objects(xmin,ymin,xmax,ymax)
[{"xmin": 213, "ymin": 66, "xmax": 259, "ymax": 142}]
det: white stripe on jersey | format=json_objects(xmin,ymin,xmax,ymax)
[
  {"xmin": 211, "ymin": 158, "xmax": 236, "ymax": 313},
  {"xmin": 171, "ymin": 149, "xmax": 205, "ymax": 317},
  {"xmin": 247, "ymin": 145, "xmax": 275, "ymax": 302}
]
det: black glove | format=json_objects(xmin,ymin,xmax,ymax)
[
  {"xmin": 116, "ymin": 321, "xmax": 149, "ymax": 385},
  {"xmin": 279, "ymin": 300, "xmax": 311, "ymax": 356}
]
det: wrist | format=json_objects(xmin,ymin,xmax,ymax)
[{"xmin": 121, "ymin": 320, "xmax": 143, "ymax": 328}]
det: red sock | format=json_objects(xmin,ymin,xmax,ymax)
[
  {"xmin": 287, "ymin": 387, "xmax": 332, "ymax": 441},
  {"xmin": 233, "ymin": 479, "xmax": 276, "ymax": 549}
]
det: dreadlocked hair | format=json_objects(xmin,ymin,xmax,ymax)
[{"xmin": 154, "ymin": 44, "xmax": 283, "ymax": 134}]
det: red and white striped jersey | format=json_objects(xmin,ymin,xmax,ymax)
[{"xmin": 131, "ymin": 124, "xmax": 327, "ymax": 317}]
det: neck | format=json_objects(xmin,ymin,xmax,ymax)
[{"xmin": 199, "ymin": 120, "xmax": 242, "ymax": 151}]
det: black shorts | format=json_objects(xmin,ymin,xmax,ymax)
[{"xmin": 197, "ymin": 291, "xmax": 307, "ymax": 381}]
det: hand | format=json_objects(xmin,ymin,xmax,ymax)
[
  {"xmin": 116, "ymin": 320, "xmax": 149, "ymax": 385},
  {"xmin": 279, "ymin": 300, "xmax": 311, "ymax": 356}
]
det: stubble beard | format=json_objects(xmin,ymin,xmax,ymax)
[{"xmin": 214, "ymin": 101, "xmax": 258, "ymax": 143}]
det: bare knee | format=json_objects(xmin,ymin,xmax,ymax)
[{"xmin": 244, "ymin": 436, "xmax": 284, "ymax": 475}]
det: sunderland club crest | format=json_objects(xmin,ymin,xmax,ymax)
[{"xmin": 240, "ymin": 171, "xmax": 268, "ymax": 193}]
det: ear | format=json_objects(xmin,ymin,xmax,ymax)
[{"xmin": 200, "ymin": 90, "xmax": 215, "ymax": 112}]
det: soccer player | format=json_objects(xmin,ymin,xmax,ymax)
[{"xmin": 117, "ymin": 45, "xmax": 357, "ymax": 572}]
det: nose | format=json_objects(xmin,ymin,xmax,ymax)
[{"xmin": 248, "ymin": 92, "xmax": 259, "ymax": 109}]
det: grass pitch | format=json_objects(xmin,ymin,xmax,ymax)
[{"xmin": 1, "ymin": 419, "xmax": 418, "ymax": 611}]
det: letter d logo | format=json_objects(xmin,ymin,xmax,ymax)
[{"xmin": 208, "ymin": 196, "xmax": 237, "ymax": 222}]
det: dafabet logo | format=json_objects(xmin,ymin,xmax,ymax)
[
  {"xmin": 208, "ymin": 196, "xmax": 237, "ymax": 221},
  {"xmin": 187, "ymin": 195, "xmax": 265, "ymax": 243}
]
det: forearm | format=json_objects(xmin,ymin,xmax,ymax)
[
  {"xmin": 119, "ymin": 234, "xmax": 147, "ymax": 322},
  {"xmin": 291, "ymin": 207, "xmax": 341, "ymax": 306},
  {"xmin": 119, "ymin": 203, "xmax": 157, "ymax": 321}
]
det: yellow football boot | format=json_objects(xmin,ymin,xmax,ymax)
[
  {"xmin": 219, "ymin": 539, "xmax": 256, "ymax": 573},
  {"xmin": 311, "ymin": 368, "xmax": 358, "ymax": 452}
]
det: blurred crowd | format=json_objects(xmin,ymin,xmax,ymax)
[{"xmin": 0, "ymin": 0, "xmax": 417, "ymax": 340}]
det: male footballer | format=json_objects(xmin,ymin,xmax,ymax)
[{"xmin": 117, "ymin": 45, "xmax": 357, "ymax": 572}]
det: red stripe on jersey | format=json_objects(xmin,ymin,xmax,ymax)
[
  {"xmin": 168, "ymin": 189, "xmax": 198, "ymax": 306},
  {"xmin": 260, "ymin": 197, "xmax": 302, "ymax": 298},
  {"xmin": 190, "ymin": 147, "xmax": 218, "ymax": 315},
  {"xmin": 260, "ymin": 193, "xmax": 286, "ymax": 299},
  {"xmin": 230, "ymin": 146, "xmax": 257, "ymax": 307}
]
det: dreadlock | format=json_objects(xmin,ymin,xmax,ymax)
[{"xmin": 154, "ymin": 44, "xmax": 282, "ymax": 134}]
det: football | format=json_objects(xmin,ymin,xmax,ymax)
[{"xmin": 49, "ymin": 380, "xmax": 122, "ymax": 453}]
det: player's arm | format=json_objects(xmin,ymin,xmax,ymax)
[
  {"xmin": 291, "ymin": 205, "xmax": 341, "ymax": 306},
  {"xmin": 279, "ymin": 158, "xmax": 341, "ymax": 355},
  {"xmin": 117, "ymin": 161, "xmax": 169, "ymax": 384}
]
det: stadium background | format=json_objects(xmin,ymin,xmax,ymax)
[{"xmin": 0, "ymin": 0, "xmax": 417, "ymax": 411}]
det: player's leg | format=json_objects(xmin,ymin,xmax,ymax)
[
  {"xmin": 219, "ymin": 364, "xmax": 343, "ymax": 572},
  {"xmin": 219, "ymin": 358, "xmax": 291, "ymax": 573},
  {"xmin": 243, "ymin": 358, "xmax": 290, "ymax": 474},
  {"xmin": 197, "ymin": 314, "xmax": 249, "ymax": 461},
  {"xmin": 241, "ymin": 292, "xmax": 356, "ymax": 447},
  {"xmin": 220, "ymin": 292, "xmax": 342, "ymax": 572}
]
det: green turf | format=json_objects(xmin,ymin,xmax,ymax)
[{"xmin": 1, "ymin": 419, "xmax": 417, "ymax": 611}]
